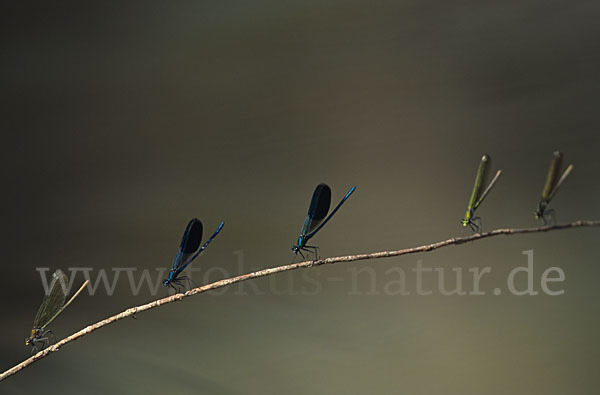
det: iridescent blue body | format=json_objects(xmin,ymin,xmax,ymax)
[
  {"xmin": 292, "ymin": 184, "xmax": 356, "ymax": 259},
  {"xmin": 163, "ymin": 219, "xmax": 224, "ymax": 291}
]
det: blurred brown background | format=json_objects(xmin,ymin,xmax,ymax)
[{"xmin": 1, "ymin": 1, "xmax": 599, "ymax": 394}]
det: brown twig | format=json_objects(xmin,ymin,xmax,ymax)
[{"xmin": 2, "ymin": 220, "xmax": 599, "ymax": 382}]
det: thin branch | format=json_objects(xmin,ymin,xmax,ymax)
[{"xmin": 2, "ymin": 220, "xmax": 599, "ymax": 381}]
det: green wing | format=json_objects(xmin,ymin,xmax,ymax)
[
  {"xmin": 474, "ymin": 170, "xmax": 502, "ymax": 209},
  {"xmin": 541, "ymin": 151, "xmax": 563, "ymax": 202},
  {"xmin": 32, "ymin": 270, "xmax": 68, "ymax": 329},
  {"xmin": 467, "ymin": 155, "xmax": 491, "ymax": 210},
  {"xmin": 547, "ymin": 164, "xmax": 574, "ymax": 203}
]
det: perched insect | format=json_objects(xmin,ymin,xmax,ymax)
[
  {"xmin": 462, "ymin": 154, "xmax": 502, "ymax": 231},
  {"xmin": 25, "ymin": 269, "xmax": 89, "ymax": 353},
  {"xmin": 163, "ymin": 219, "xmax": 224, "ymax": 292},
  {"xmin": 292, "ymin": 183, "xmax": 356, "ymax": 259},
  {"xmin": 535, "ymin": 151, "xmax": 573, "ymax": 223}
]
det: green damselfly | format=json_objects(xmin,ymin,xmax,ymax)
[
  {"xmin": 462, "ymin": 154, "xmax": 502, "ymax": 231},
  {"xmin": 534, "ymin": 151, "xmax": 573, "ymax": 223},
  {"xmin": 25, "ymin": 269, "xmax": 89, "ymax": 353}
]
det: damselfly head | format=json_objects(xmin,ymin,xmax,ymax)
[{"xmin": 534, "ymin": 203, "xmax": 545, "ymax": 220}]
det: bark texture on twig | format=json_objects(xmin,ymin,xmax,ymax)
[{"xmin": 1, "ymin": 220, "xmax": 599, "ymax": 382}]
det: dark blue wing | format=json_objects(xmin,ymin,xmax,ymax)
[
  {"xmin": 171, "ymin": 219, "xmax": 203, "ymax": 271},
  {"xmin": 177, "ymin": 221, "xmax": 224, "ymax": 273},
  {"xmin": 305, "ymin": 186, "xmax": 356, "ymax": 241},
  {"xmin": 300, "ymin": 184, "xmax": 331, "ymax": 237}
]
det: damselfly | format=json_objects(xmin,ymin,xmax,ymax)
[
  {"xmin": 292, "ymin": 184, "xmax": 356, "ymax": 259},
  {"xmin": 163, "ymin": 219, "xmax": 224, "ymax": 292},
  {"xmin": 25, "ymin": 269, "xmax": 89, "ymax": 353},
  {"xmin": 462, "ymin": 154, "xmax": 502, "ymax": 231},
  {"xmin": 535, "ymin": 151, "xmax": 573, "ymax": 223}
]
